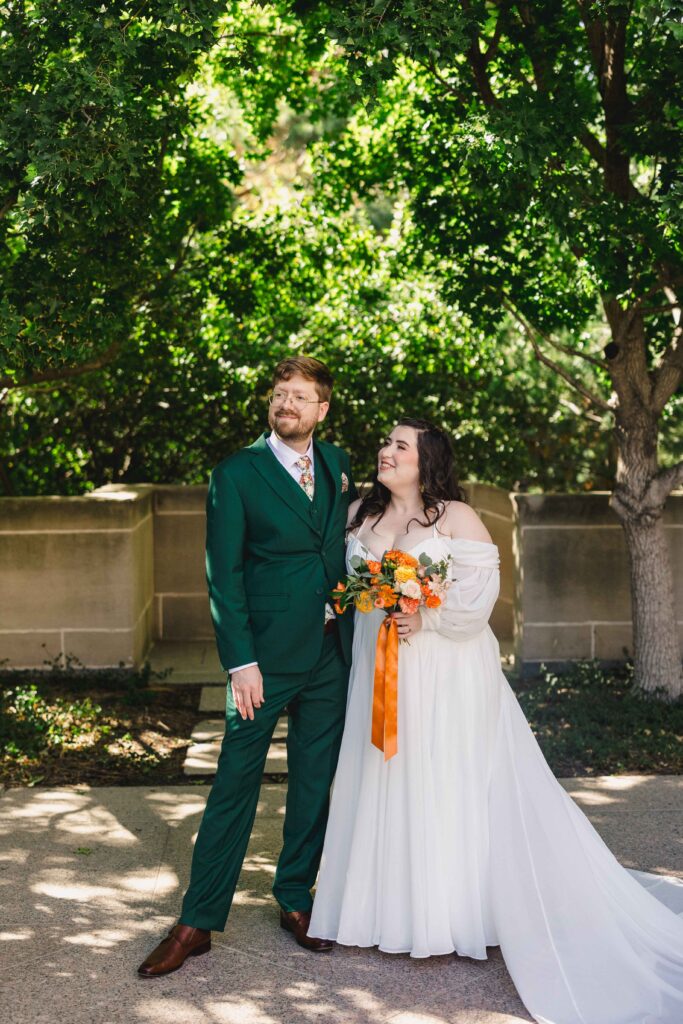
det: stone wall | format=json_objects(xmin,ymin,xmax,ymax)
[
  {"xmin": 1, "ymin": 483, "xmax": 680, "ymax": 671},
  {"xmin": 150, "ymin": 481, "xmax": 517, "ymax": 646},
  {"xmin": 152, "ymin": 485, "xmax": 212, "ymax": 641},
  {"xmin": 464, "ymin": 482, "xmax": 515, "ymax": 643},
  {"xmin": 0, "ymin": 484, "xmax": 154, "ymax": 669},
  {"xmin": 512, "ymin": 492, "xmax": 683, "ymax": 670}
]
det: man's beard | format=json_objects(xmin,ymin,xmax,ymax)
[{"xmin": 270, "ymin": 411, "xmax": 315, "ymax": 443}]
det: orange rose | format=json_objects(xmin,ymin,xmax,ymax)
[
  {"xmin": 377, "ymin": 584, "xmax": 398, "ymax": 608},
  {"xmin": 399, "ymin": 596, "xmax": 420, "ymax": 614},
  {"xmin": 384, "ymin": 549, "xmax": 419, "ymax": 568},
  {"xmin": 334, "ymin": 580, "xmax": 346, "ymax": 592},
  {"xmin": 366, "ymin": 560, "xmax": 382, "ymax": 574},
  {"xmin": 425, "ymin": 594, "xmax": 441, "ymax": 608}
]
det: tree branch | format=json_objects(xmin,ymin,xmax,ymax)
[
  {"xmin": 578, "ymin": 129, "xmax": 644, "ymax": 202},
  {"xmin": 639, "ymin": 302, "xmax": 681, "ymax": 317},
  {"xmin": 513, "ymin": 1, "xmax": 552, "ymax": 93},
  {"xmin": 0, "ymin": 337, "xmax": 123, "ymax": 391},
  {"xmin": 483, "ymin": 12, "xmax": 505, "ymax": 63},
  {"xmin": 543, "ymin": 334, "xmax": 607, "ymax": 370},
  {"xmin": 499, "ymin": 290, "xmax": 607, "ymax": 369},
  {"xmin": 0, "ymin": 187, "xmax": 20, "ymax": 220},
  {"xmin": 415, "ymin": 59, "xmax": 470, "ymax": 105},
  {"xmin": 578, "ymin": 6, "xmax": 635, "ymax": 203},
  {"xmin": 460, "ymin": 0, "xmax": 498, "ymax": 106},
  {"xmin": 651, "ymin": 321, "xmax": 683, "ymax": 415},
  {"xmin": 500, "ymin": 296, "xmax": 612, "ymax": 411},
  {"xmin": 647, "ymin": 459, "xmax": 683, "ymax": 507}
]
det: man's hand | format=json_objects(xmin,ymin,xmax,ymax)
[
  {"xmin": 230, "ymin": 664, "xmax": 265, "ymax": 721},
  {"xmin": 391, "ymin": 610, "xmax": 423, "ymax": 639}
]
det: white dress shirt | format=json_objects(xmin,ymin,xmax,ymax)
[
  {"xmin": 267, "ymin": 430, "xmax": 315, "ymax": 481},
  {"xmin": 229, "ymin": 432, "xmax": 330, "ymax": 675}
]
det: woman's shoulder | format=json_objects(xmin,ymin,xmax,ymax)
[{"xmin": 437, "ymin": 500, "xmax": 493, "ymax": 544}]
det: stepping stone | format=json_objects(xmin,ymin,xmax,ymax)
[
  {"xmin": 199, "ymin": 686, "xmax": 226, "ymax": 713},
  {"xmin": 183, "ymin": 719, "xmax": 288, "ymax": 776},
  {"xmin": 183, "ymin": 742, "xmax": 222, "ymax": 775},
  {"xmin": 190, "ymin": 720, "xmax": 224, "ymax": 744},
  {"xmin": 264, "ymin": 745, "xmax": 288, "ymax": 774}
]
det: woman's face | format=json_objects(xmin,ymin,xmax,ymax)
[{"xmin": 377, "ymin": 425, "xmax": 421, "ymax": 491}]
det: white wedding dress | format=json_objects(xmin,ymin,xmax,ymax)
[{"xmin": 308, "ymin": 528, "xmax": 683, "ymax": 1024}]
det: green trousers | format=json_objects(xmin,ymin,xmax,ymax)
[{"xmin": 180, "ymin": 632, "xmax": 349, "ymax": 931}]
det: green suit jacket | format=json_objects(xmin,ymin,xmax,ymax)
[{"xmin": 205, "ymin": 432, "xmax": 357, "ymax": 674}]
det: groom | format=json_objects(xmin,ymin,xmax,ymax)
[{"xmin": 138, "ymin": 356, "xmax": 357, "ymax": 976}]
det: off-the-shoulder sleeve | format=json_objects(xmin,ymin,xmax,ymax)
[{"xmin": 420, "ymin": 538, "xmax": 500, "ymax": 641}]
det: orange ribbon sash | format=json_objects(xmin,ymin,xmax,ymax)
[{"xmin": 371, "ymin": 615, "xmax": 399, "ymax": 760}]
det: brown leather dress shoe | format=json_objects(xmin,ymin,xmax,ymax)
[
  {"xmin": 137, "ymin": 923, "xmax": 211, "ymax": 977},
  {"xmin": 280, "ymin": 909, "xmax": 333, "ymax": 951}
]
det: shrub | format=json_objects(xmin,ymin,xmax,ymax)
[{"xmin": 0, "ymin": 684, "xmax": 102, "ymax": 759}]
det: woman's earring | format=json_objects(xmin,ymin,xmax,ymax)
[{"xmin": 419, "ymin": 483, "xmax": 425, "ymax": 493}]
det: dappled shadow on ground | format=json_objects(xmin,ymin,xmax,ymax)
[
  {"xmin": 1, "ymin": 778, "xmax": 681, "ymax": 1023},
  {"xmin": 560, "ymin": 775, "xmax": 683, "ymax": 875}
]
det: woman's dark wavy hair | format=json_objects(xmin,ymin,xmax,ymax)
[{"xmin": 348, "ymin": 417, "xmax": 467, "ymax": 535}]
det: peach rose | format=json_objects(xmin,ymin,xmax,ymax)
[{"xmin": 399, "ymin": 578, "xmax": 422, "ymax": 600}]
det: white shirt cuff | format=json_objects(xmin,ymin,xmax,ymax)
[{"xmin": 229, "ymin": 661, "xmax": 258, "ymax": 674}]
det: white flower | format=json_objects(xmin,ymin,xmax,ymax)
[{"xmin": 399, "ymin": 579, "xmax": 422, "ymax": 600}]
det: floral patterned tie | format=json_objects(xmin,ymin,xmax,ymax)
[{"xmin": 294, "ymin": 455, "xmax": 314, "ymax": 500}]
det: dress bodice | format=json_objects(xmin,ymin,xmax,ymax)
[
  {"xmin": 346, "ymin": 529, "xmax": 501, "ymax": 642},
  {"xmin": 346, "ymin": 531, "xmax": 500, "ymax": 576}
]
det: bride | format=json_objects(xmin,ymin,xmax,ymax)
[{"xmin": 308, "ymin": 417, "xmax": 683, "ymax": 1024}]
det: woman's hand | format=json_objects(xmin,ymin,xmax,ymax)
[{"xmin": 391, "ymin": 610, "xmax": 423, "ymax": 639}]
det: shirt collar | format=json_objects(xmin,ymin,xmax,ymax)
[{"xmin": 268, "ymin": 430, "xmax": 314, "ymax": 469}]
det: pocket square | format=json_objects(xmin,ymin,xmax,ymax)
[{"xmin": 341, "ymin": 472, "xmax": 349, "ymax": 493}]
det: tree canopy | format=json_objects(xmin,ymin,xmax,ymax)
[{"xmin": 1, "ymin": 2, "xmax": 680, "ymax": 497}]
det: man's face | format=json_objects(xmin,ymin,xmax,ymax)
[{"xmin": 268, "ymin": 373, "xmax": 330, "ymax": 442}]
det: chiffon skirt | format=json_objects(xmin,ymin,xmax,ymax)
[{"xmin": 309, "ymin": 607, "xmax": 683, "ymax": 1024}]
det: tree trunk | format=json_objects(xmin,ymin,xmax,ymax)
[
  {"xmin": 610, "ymin": 409, "xmax": 682, "ymax": 700},
  {"xmin": 621, "ymin": 516, "xmax": 681, "ymax": 699}
]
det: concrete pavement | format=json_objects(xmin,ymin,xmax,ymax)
[{"xmin": 0, "ymin": 776, "xmax": 681, "ymax": 1024}]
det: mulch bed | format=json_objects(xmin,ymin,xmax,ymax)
[
  {"xmin": 0, "ymin": 679, "xmax": 205, "ymax": 788},
  {"xmin": 514, "ymin": 663, "xmax": 683, "ymax": 777},
  {"xmin": 1, "ymin": 662, "xmax": 681, "ymax": 787}
]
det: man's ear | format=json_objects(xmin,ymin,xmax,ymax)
[{"xmin": 317, "ymin": 402, "xmax": 330, "ymax": 423}]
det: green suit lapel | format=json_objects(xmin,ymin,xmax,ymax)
[
  {"xmin": 249, "ymin": 433, "xmax": 321, "ymax": 534},
  {"xmin": 314, "ymin": 440, "xmax": 342, "ymax": 541}
]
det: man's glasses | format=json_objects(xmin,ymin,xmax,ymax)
[{"xmin": 268, "ymin": 390, "xmax": 322, "ymax": 410}]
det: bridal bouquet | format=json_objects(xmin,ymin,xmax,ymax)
[
  {"xmin": 331, "ymin": 548, "xmax": 452, "ymax": 763},
  {"xmin": 331, "ymin": 548, "xmax": 451, "ymax": 618}
]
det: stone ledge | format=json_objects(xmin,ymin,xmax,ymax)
[
  {"xmin": 514, "ymin": 490, "xmax": 683, "ymax": 527},
  {"xmin": 0, "ymin": 486, "xmax": 152, "ymax": 532}
]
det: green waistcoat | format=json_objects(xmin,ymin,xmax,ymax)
[{"xmin": 205, "ymin": 432, "xmax": 357, "ymax": 674}]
